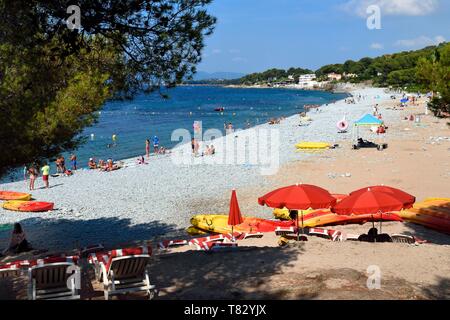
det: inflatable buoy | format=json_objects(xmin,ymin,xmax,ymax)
[{"xmin": 337, "ymin": 119, "xmax": 349, "ymax": 132}]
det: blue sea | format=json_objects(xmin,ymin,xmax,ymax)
[{"xmin": 2, "ymin": 86, "xmax": 347, "ymax": 182}]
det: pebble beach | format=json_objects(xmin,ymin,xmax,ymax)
[{"xmin": 0, "ymin": 86, "xmax": 404, "ymax": 250}]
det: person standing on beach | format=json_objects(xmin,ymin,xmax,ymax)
[
  {"xmin": 23, "ymin": 165, "xmax": 27, "ymax": 181},
  {"xmin": 146, "ymin": 139, "xmax": 150, "ymax": 158},
  {"xmin": 28, "ymin": 166, "xmax": 37, "ymax": 190},
  {"xmin": 41, "ymin": 162, "xmax": 50, "ymax": 189},
  {"xmin": 191, "ymin": 138, "xmax": 196, "ymax": 155},
  {"xmin": 153, "ymin": 136, "xmax": 159, "ymax": 154},
  {"xmin": 70, "ymin": 154, "xmax": 77, "ymax": 170}
]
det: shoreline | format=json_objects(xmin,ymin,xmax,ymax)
[
  {"xmin": 1, "ymin": 84, "xmax": 449, "ymax": 300},
  {"xmin": 0, "ymin": 85, "xmax": 393, "ymax": 251}
]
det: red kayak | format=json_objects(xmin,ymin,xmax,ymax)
[{"xmin": 2, "ymin": 201, "xmax": 54, "ymax": 212}]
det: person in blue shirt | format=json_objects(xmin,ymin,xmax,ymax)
[{"xmin": 153, "ymin": 136, "xmax": 159, "ymax": 154}]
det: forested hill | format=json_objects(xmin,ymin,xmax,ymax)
[{"xmin": 233, "ymin": 42, "xmax": 448, "ymax": 90}]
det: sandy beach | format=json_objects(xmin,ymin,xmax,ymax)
[{"xmin": 1, "ymin": 85, "xmax": 449, "ymax": 300}]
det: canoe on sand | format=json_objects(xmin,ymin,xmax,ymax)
[
  {"xmin": 190, "ymin": 213, "xmax": 402, "ymax": 234},
  {"xmin": 395, "ymin": 198, "xmax": 450, "ymax": 234},
  {"xmin": 2, "ymin": 201, "xmax": 54, "ymax": 212},
  {"xmin": 0, "ymin": 191, "xmax": 32, "ymax": 201},
  {"xmin": 190, "ymin": 215, "xmax": 295, "ymax": 234},
  {"xmin": 295, "ymin": 142, "xmax": 331, "ymax": 150}
]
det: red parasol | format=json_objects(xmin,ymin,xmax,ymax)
[
  {"xmin": 331, "ymin": 188, "xmax": 407, "ymax": 233},
  {"xmin": 258, "ymin": 184, "xmax": 337, "ymax": 210},
  {"xmin": 228, "ymin": 190, "xmax": 244, "ymax": 240},
  {"xmin": 349, "ymin": 185, "xmax": 415, "ymax": 208},
  {"xmin": 258, "ymin": 184, "xmax": 336, "ymax": 238}
]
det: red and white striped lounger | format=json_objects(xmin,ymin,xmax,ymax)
[
  {"xmin": 275, "ymin": 226, "xmax": 298, "ymax": 236},
  {"xmin": 158, "ymin": 239, "xmax": 189, "ymax": 250},
  {"xmin": 0, "ymin": 260, "xmax": 31, "ymax": 278},
  {"xmin": 88, "ymin": 245, "xmax": 155, "ymax": 300},
  {"xmin": 27, "ymin": 255, "xmax": 80, "ymax": 300},
  {"xmin": 308, "ymin": 228, "xmax": 343, "ymax": 242},
  {"xmin": 201, "ymin": 241, "xmax": 239, "ymax": 252},
  {"xmin": 235, "ymin": 232, "xmax": 264, "ymax": 240}
]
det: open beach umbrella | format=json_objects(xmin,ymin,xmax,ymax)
[
  {"xmin": 349, "ymin": 186, "xmax": 415, "ymax": 208},
  {"xmin": 228, "ymin": 189, "xmax": 244, "ymax": 241},
  {"xmin": 258, "ymin": 184, "xmax": 337, "ymax": 239},
  {"xmin": 331, "ymin": 188, "xmax": 407, "ymax": 233}
]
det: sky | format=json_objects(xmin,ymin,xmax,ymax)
[{"xmin": 197, "ymin": 0, "xmax": 450, "ymax": 74}]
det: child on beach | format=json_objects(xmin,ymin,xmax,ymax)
[{"xmin": 41, "ymin": 162, "xmax": 50, "ymax": 188}]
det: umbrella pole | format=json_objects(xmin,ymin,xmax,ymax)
[
  {"xmin": 231, "ymin": 225, "xmax": 234, "ymax": 242},
  {"xmin": 296, "ymin": 211, "xmax": 299, "ymax": 242},
  {"xmin": 301, "ymin": 210, "xmax": 304, "ymax": 235},
  {"xmin": 380, "ymin": 212, "xmax": 382, "ymax": 234}
]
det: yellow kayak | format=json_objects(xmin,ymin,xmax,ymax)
[
  {"xmin": 190, "ymin": 215, "xmax": 295, "ymax": 234},
  {"xmin": 186, "ymin": 226, "xmax": 209, "ymax": 236},
  {"xmin": 273, "ymin": 208, "xmax": 315, "ymax": 220},
  {"xmin": 295, "ymin": 142, "xmax": 331, "ymax": 150}
]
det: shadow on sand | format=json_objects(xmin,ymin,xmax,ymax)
[{"xmin": 0, "ymin": 216, "xmax": 187, "ymax": 258}]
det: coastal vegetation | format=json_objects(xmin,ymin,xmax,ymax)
[
  {"xmin": 0, "ymin": 0, "xmax": 216, "ymax": 177},
  {"xmin": 230, "ymin": 43, "xmax": 450, "ymax": 119}
]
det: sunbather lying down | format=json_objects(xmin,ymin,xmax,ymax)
[{"xmin": 358, "ymin": 228, "xmax": 392, "ymax": 243}]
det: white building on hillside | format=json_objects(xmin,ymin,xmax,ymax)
[
  {"xmin": 327, "ymin": 72, "xmax": 342, "ymax": 81},
  {"xmin": 298, "ymin": 74, "xmax": 319, "ymax": 88}
]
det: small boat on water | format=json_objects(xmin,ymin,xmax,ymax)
[{"xmin": 214, "ymin": 107, "xmax": 225, "ymax": 112}]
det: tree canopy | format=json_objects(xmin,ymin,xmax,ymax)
[{"xmin": 0, "ymin": 0, "xmax": 216, "ymax": 177}]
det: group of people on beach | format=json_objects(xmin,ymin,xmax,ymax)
[
  {"xmin": 87, "ymin": 158, "xmax": 120, "ymax": 172},
  {"xmin": 191, "ymin": 138, "xmax": 215, "ymax": 157},
  {"xmin": 145, "ymin": 136, "xmax": 169, "ymax": 158},
  {"xmin": 55, "ymin": 154, "xmax": 77, "ymax": 173},
  {"xmin": 268, "ymin": 116, "xmax": 285, "ymax": 125},
  {"xmin": 24, "ymin": 162, "xmax": 50, "ymax": 190}
]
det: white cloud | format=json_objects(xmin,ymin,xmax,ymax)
[
  {"xmin": 212, "ymin": 49, "xmax": 222, "ymax": 54},
  {"xmin": 370, "ymin": 43, "xmax": 384, "ymax": 49},
  {"xmin": 228, "ymin": 49, "xmax": 241, "ymax": 54},
  {"xmin": 395, "ymin": 35, "xmax": 445, "ymax": 48},
  {"xmin": 342, "ymin": 0, "xmax": 439, "ymax": 17}
]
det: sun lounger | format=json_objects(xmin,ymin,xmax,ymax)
[
  {"xmin": 345, "ymin": 234, "xmax": 360, "ymax": 241},
  {"xmin": 240, "ymin": 232, "xmax": 264, "ymax": 239},
  {"xmin": 88, "ymin": 245, "xmax": 156, "ymax": 300},
  {"xmin": 308, "ymin": 228, "xmax": 330, "ymax": 239},
  {"xmin": 204, "ymin": 242, "xmax": 238, "ymax": 252},
  {"xmin": 275, "ymin": 226, "xmax": 298, "ymax": 236},
  {"xmin": 158, "ymin": 239, "xmax": 189, "ymax": 250},
  {"xmin": 0, "ymin": 260, "xmax": 29, "ymax": 278},
  {"xmin": 27, "ymin": 256, "xmax": 80, "ymax": 300},
  {"xmin": 391, "ymin": 234, "xmax": 416, "ymax": 244}
]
